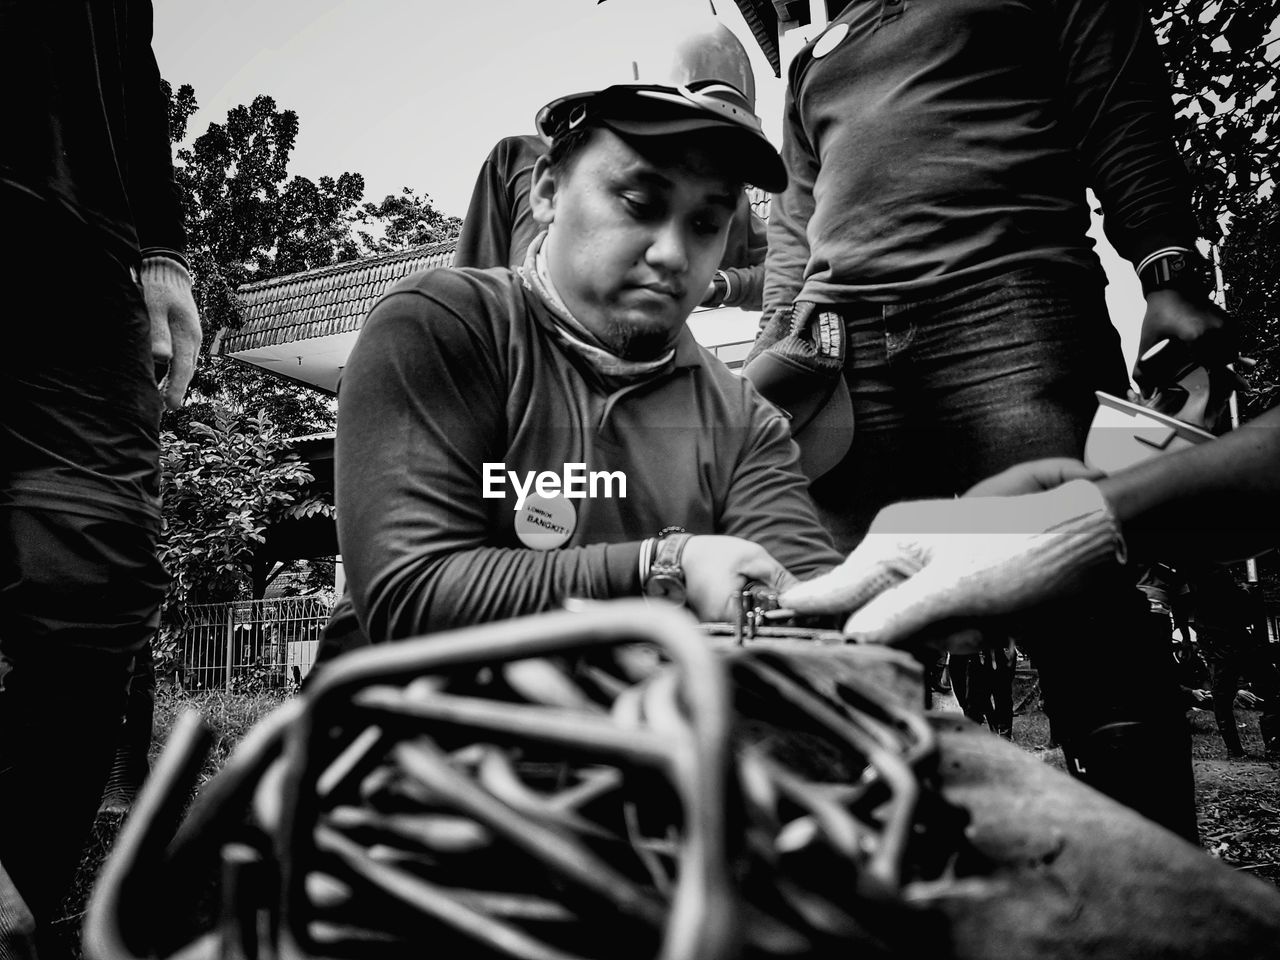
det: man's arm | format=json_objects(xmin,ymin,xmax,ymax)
[
  {"xmin": 452, "ymin": 136, "xmax": 546, "ymax": 269},
  {"xmin": 780, "ymin": 407, "xmax": 1280, "ymax": 643},
  {"xmin": 127, "ymin": 0, "xmax": 200, "ymax": 408},
  {"xmin": 125, "ymin": 0, "xmax": 186, "ymax": 260},
  {"xmin": 1052, "ymin": 0, "xmax": 1232, "ymax": 366},
  {"xmin": 1099, "ymin": 408, "xmax": 1280, "ymax": 561},
  {"xmin": 337, "ymin": 279, "xmax": 642, "ymax": 641},
  {"xmin": 451, "ymin": 150, "xmax": 515, "ymax": 269},
  {"xmin": 716, "ymin": 400, "xmax": 844, "ymax": 580},
  {"xmin": 704, "ymin": 202, "xmax": 767, "ymax": 310},
  {"xmin": 759, "ymin": 70, "xmax": 820, "ymax": 347}
]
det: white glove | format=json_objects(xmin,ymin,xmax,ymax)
[
  {"xmin": 142, "ymin": 255, "xmax": 202, "ymax": 409},
  {"xmin": 780, "ymin": 479, "xmax": 1127, "ymax": 647}
]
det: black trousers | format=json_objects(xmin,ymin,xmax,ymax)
[{"xmin": 0, "ymin": 228, "xmax": 166, "ymax": 938}]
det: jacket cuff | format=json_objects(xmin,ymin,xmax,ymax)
[
  {"xmin": 141, "ymin": 254, "xmax": 193, "ymax": 289},
  {"xmin": 604, "ymin": 541, "xmax": 644, "ymax": 596},
  {"xmin": 140, "ymin": 247, "xmax": 192, "ymax": 273},
  {"xmin": 1124, "ymin": 222, "xmax": 1199, "ymax": 272}
]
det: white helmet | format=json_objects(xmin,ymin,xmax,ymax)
[{"xmin": 640, "ymin": 18, "xmax": 757, "ymax": 112}]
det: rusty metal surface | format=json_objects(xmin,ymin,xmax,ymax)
[{"xmin": 85, "ymin": 602, "xmax": 1280, "ymax": 960}]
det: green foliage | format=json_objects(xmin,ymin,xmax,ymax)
[
  {"xmin": 1151, "ymin": 3, "xmax": 1279, "ymax": 418},
  {"xmin": 358, "ymin": 187, "xmax": 463, "ymax": 252},
  {"xmin": 159, "ymin": 83, "xmax": 461, "ymax": 442},
  {"xmin": 1151, "ymin": 1, "xmax": 1280, "ymax": 238},
  {"xmin": 1223, "ymin": 194, "xmax": 1280, "ymax": 415},
  {"xmin": 171, "ymin": 91, "xmax": 367, "ymax": 341},
  {"xmin": 156, "ymin": 407, "xmax": 332, "ymax": 659}
]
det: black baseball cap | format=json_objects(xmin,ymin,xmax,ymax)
[{"xmin": 535, "ymin": 81, "xmax": 787, "ymax": 193}]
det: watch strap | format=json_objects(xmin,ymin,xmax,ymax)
[
  {"xmin": 1137, "ymin": 247, "xmax": 1207, "ymax": 297},
  {"xmin": 650, "ymin": 532, "xmax": 691, "ymax": 576}
]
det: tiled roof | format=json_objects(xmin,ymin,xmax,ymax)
[
  {"xmin": 732, "ymin": 0, "xmax": 781, "ymax": 75},
  {"xmin": 221, "ymin": 240, "xmax": 457, "ymax": 353}
]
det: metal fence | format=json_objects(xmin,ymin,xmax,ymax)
[{"xmin": 176, "ymin": 596, "xmax": 333, "ymax": 690}]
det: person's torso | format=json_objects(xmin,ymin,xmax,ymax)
[
  {"xmin": 0, "ymin": 0, "xmax": 151, "ymax": 261},
  {"xmin": 445, "ymin": 269, "xmax": 770, "ymax": 547},
  {"xmin": 793, "ymin": 0, "xmax": 1097, "ymax": 298}
]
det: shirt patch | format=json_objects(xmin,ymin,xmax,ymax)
[
  {"xmin": 514, "ymin": 493, "xmax": 577, "ymax": 550},
  {"xmin": 812, "ymin": 22, "xmax": 849, "ymax": 59}
]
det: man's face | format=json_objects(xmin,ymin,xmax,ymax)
[{"xmin": 532, "ymin": 127, "xmax": 739, "ymax": 360}]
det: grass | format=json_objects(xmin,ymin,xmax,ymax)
[{"xmin": 52, "ymin": 687, "xmax": 292, "ymax": 960}]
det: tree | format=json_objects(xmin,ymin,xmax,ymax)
[
  {"xmin": 359, "ymin": 187, "xmax": 463, "ymax": 252},
  {"xmin": 1148, "ymin": 4, "xmax": 1279, "ymax": 418},
  {"xmin": 1150, "ymin": 1, "xmax": 1279, "ymax": 240},
  {"xmin": 155, "ymin": 407, "xmax": 332, "ymax": 657},
  {"xmin": 161, "ymin": 83, "xmax": 462, "ymax": 440},
  {"xmin": 1222, "ymin": 194, "xmax": 1280, "ymax": 416}
]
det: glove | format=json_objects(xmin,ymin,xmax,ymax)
[
  {"xmin": 142, "ymin": 255, "xmax": 202, "ymax": 409},
  {"xmin": 780, "ymin": 479, "xmax": 1127, "ymax": 647}
]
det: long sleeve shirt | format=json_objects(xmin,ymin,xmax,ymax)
[
  {"xmin": 763, "ymin": 0, "xmax": 1199, "ymax": 319},
  {"xmin": 1, "ymin": 0, "xmax": 186, "ymax": 264},
  {"xmin": 335, "ymin": 266, "xmax": 841, "ymax": 641}
]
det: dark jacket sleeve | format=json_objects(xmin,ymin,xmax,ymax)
[
  {"xmin": 716, "ymin": 200, "xmax": 767, "ymax": 310},
  {"xmin": 1051, "ymin": 0, "xmax": 1200, "ymax": 264},
  {"xmin": 452, "ymin": 136, "xmax": 545, "ymax": 269},
  {"xmin": 125, "ymin": 0, "xmax": 186, "ymax": 254},
  {"xmin": 451, "ymin": 151, "xmax": 514, "ymax": 269},
  {"xmin": 336, "ymin": 279, "xmax": 640, "ymax": 641},
  {"xmin": 761, "ymin": 63, "xmax": 819, "ymax": 340},
  {"xmin": 717, "ymin": 396, "xmax": 844, "ymax": 580}
]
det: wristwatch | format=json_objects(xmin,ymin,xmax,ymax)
[
  {"xmin": 643, "ymin": 531, "xmax": 691, "ymax": 604},
  {"xmin": 700, "ymin": 270, "xmax": 732, "ymax": 308},
  {"xmin": 1137, "ymin": 247, "xmax": 1207, "ymax": 297}
]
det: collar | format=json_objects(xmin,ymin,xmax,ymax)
[{"xmin": 519, "ymin": 232, "xmax": 678, "ymax": 381}]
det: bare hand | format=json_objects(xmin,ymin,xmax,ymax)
[
  {"xmin": 966, "ymin": 458, "xmax": 1103, "ymax": 497},
  {"xmin": 1236, "ymin": 689, "xmax": 1264, "ymax": 708},
  {"xmin": 1135, "ymin": 289, "xmax": 1234, "ymax": 382},
  {"xmin": 142, "ymin": 256, "xmax": 202, "ymax": 409},
  {"xmin": 681, "ymin": 535, "xmax": 799, "ymax": 622}
]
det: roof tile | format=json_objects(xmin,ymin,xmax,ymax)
[{"xmin": 222, "ymin": 240, "xmax": 457, "ymax": 353}]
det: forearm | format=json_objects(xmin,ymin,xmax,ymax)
[
  {"xmin": 761, "ymin": 209, "xmax": 811, "ymax": 337},
  {"xmin": 759, "ymin": 83, "xmax": 816, "ymax": 332},
  {"xmin": 1098, "ymin": 411, "xmax": 1280, "ymax": 560},
  {"xmin": 718, "ymin": 411, "xmax": 843, "ymax": 579},
  {"xmin": 451, "ymin": 159, "xmax": 512, "ymax": 269},
  {"xmin": 352, "ymin": 541, "xmax": 642, "ymax": 640},
  {"xmin": 712, "ymin": 264, "xmax": 763, "ymax": 311},
  {"xmin": 1055, "ymin": 0, "xmax": 1198, "ymax": 263},
  {"xmin": 125, "ymin": 1, "xmax": 186, "ymax": 253}
]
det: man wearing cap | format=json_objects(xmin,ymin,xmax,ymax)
[
  {"xmin": 452, "ymin": 21, "xmax": 768, "ymax": 313},
  {"xmin": 452, "ymin": 133, "xmax": 767, "ymax": 312},
  {"xmin": 327, "ymin": 79, "xmax": 841, "ymax": 646},
  {"xmin": 752, "ymin": 0, "xmax": 1231, "ymax": 839}
]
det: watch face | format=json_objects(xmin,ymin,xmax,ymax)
[{"xmin": 645, "ymin": 573, "xmax": 686, "ymax": 604}]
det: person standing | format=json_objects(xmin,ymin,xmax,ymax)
[
  {"xmin": 1188, "ymin": 567, "xmax": 1280, "ymax": 760},
  {"xmin": 756, "ymin": 0, "xmax": 1234, "ymax": 838},
  {"xmin": 0, "ymin": 1, "xmax": 200, "ymax": 954}
]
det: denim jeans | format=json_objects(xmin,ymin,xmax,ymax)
[
  {"xmin": 806, "ymin": 264, "xmax": 1196, "ymax": 839},
  {"xmin": 810, "ymin": 264, "xmax": 1128, "ymax": 551}
]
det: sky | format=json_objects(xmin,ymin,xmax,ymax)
[
  {"xmin": 152, "ymin": 0, "xmax": 1146, "ymax": 365},
  {"xmin": 151, "ymin": 0, "xmax": 786, "ymax": 220}
]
